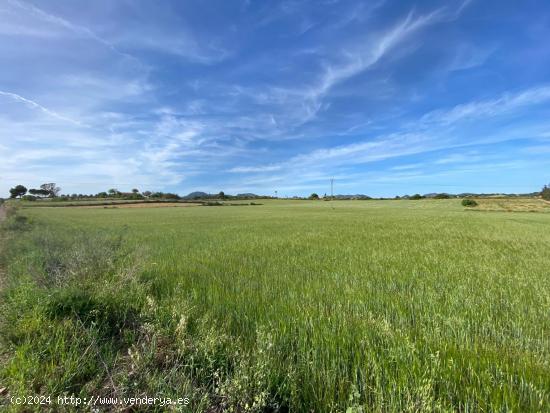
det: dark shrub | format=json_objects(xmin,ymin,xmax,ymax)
[
  {"xmin": 409, "ymin": 194, "xmax": 423, "ymax": 200},
  {"xmin": 542, "ymin": 185, "xmax": 550, "ymax": 201},
  {"xmin": 462, "ymin": 199, "xmax": 478, "ymax": 207}
]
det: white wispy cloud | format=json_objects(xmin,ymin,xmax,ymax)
[
  {"xmin": 113, "ymin": 29, "xmax": 230, "ymax": 64},
  {"xmin": 421, "ymin": 85, "xmax": 550, "ymax": 125},
  {"xmin": 6, "ymin": 0, "xmax": 135, "ymax": 60},
  {"xmin": 390, "ymin": 163, "xmax": 424, "ymax": 171},
  {"xmin": 229, "ymin": 165, "xmax": 282, "ymax": 173},
  {"xmin": 0, "ymin": 90, "xmax": 83, "ymax": 125},
  {"xmin": 522, "ymin": 145, "xmax": 550, "ymax": 154},
  {"xmin": 228, "ymin": 132, "xmax": 443, "ymax": 182},
  {"xmin": 433, "ymin": 151, "xmax": 498, "ymax": 165},
  {"xmin": 447, "ymin": 44, "xmax": 494, "ymax": 72},
  {"xmin": 226, "ymin": 82, "xmax": 550, "ymax": 191},
  {"xmin": 310, "ymin": 0, "xmax": 477, "ymax": 100},
  {"xmin": 232, "ymin": 3, "xmax": 466, "ymax": 131},
  {"xmin": 325, "ymin": 11, "xmax": 440, "ymax": 90},
  {"xmin": 299, "ymin": 8, "xmax": 445, "ymax": 119}
]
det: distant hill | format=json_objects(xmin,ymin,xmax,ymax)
[
  {"xmin": 333, "ymin": 194, "xmax": 372, "ymax": 200},
  {"xmin": 184, "ymin": 191, "xmax": 209, "ymax": 199},
  {"xmin": 184, "ymin": 191, "xmax": 262, "ymax": 199}
]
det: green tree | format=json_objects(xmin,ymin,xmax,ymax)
[
  {"xmin": 218, "ymin": 191, "xmax": 226, "ymax": 200},
  {"xmin": 542, "ymin": 185, "xmax": 550, "ymax": 201},
  {"xmin": 40, "ymin": 183, "xmax": 61, "ymax": 197},
  {"xmin": 29, "ymin": 188, "xmax": 50, "ymax": 197},
  {"xmin": 9, "ymin": 185, "xmax": 27, "ymax": 199},
  {"xmin": 309, "ymin": 193, "xmax": 319, "ymax": 200}
]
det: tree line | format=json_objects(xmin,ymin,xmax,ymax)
[
  {"xmin": 7, "ymin": 183, "xmax": 550, "ymax": 201},
  {"xmin": 9, "ymin": 183, "xmax": 61, "ymax": 199},
  {"xmin": 7, "ymin": 184, "xmax": 182, "ymax": 201}
]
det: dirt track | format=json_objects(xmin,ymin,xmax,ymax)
[{"xmin": 0, "ymin": 204, "xmax": 6, "ymax": 292}]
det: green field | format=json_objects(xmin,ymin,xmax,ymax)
[{"xmin": 1, "ymin": 200, "xmax": 549, "ymax": 412}]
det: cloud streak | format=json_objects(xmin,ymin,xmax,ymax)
[
  {"xmin": 229, "ymin": 82, "xmax": 550, "ymax": 194},
  {"xmin": 421, "ymin": 85, "xmax": 550, "ymax": 125},
  {"xmin": 6, "ymin": 0, "xmax": 137, "ymax": 61},
  {"xmin": 0, "ymin": 90, "xmax": 83, "ymax": 125}
]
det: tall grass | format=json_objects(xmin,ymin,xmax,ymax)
[{"xmin": 1, "ymin": 200, "xmax": 549, "ymax": 412}]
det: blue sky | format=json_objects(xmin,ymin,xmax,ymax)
[{"xmin": 1, "ymin": 0, "xmax": 549, "ymax": 197}]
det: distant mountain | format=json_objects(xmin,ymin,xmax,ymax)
[
  {"xmin": 424, "ymin": 193, "xmax": 454, "ymax": 199},
  {"xmin": 185, "ymin": 191, "xmax": 209, "ymax": 199},
  {"xmin": 333, "ymin": 194, "xmax": 372, "ymax": 200},
  {"xmin": 236, "ymin": 193, "xmax": 259, "ymax": 198},
  {"xmin": 184, "ymin": 191, "xmax": 262, "ymax": 199}
]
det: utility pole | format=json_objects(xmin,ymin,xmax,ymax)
[{"xmin": 274, "ymin": 190, "xmax": 278, "ymax": 199}]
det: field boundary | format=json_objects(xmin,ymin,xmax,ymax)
[{"xmin": 20, "ymin": 200, "xmax": 203, "ymax": 208}]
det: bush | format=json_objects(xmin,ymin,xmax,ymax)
[
  {"xmin": 542, "ymin": 185, "xmax": 550, "ymax": 201},
  {"xmin": 22, "ymin": 195, "xmax": 38, "ymax": 201},
  {"xmin": 409, "ymin": 194, "xmax": 424, "ymax": 200},
  {"xmin": 462, "ymin": 199, "xmax": 478, "ymax": 207},
  {"xmin": 434, "ymin": 193, "xmax": 450, "ymax": 199},
  {"xmin": 309, "ymin": 193, "xmax": 319, "ymax": 200}
]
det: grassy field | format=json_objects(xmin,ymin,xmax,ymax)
[
  {"xmin": 1, "ymin": 199, "xmax": 549, "ymax": 412},
  {"xmin": 470, "ymin": 197, "xmax": 550, "ymax": 213}
]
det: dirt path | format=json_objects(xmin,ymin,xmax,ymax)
[{"xmin": 0, "ymin": 204, "xmax": 7, "ymax": 292}]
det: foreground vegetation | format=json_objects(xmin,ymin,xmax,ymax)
[{"xmin": 1, "ymin": 199, "xmax": 549, "ymax": 412}]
